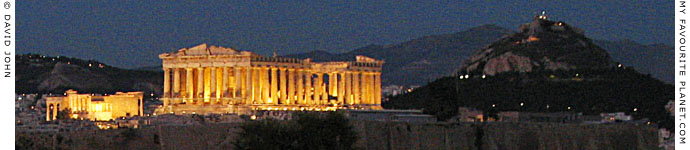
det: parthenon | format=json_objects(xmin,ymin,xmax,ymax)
[{"xmin": 154, "ymin": 44, "xmax": 384, "ymax": 115}]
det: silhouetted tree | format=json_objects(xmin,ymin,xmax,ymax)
[{"xmin": 233, "ymin": 112, "xmax": 358, "ymax": 150}]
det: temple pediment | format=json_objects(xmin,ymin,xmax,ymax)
[
  {"xmin": 161, "ymin": 43, "xmax": 244, "ymax": 58},
  {"xmin": 183, "ymin": 43, "xmax": 240, "ymax": 56},
  {"xmin": 356, "ymin": 55, "xmax": 383, "ymax": 63}
]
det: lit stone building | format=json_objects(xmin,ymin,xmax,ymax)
[
  {"xmin": 45, "ymin": 89, "xmax": 144, "ymax": 121},
  {"xmin": 155, "ymin": 44, "xmax": 384, "ymax": 115}
]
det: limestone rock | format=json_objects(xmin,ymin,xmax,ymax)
[{"xmin": 459, "ymin": 16, "xmax": 613, "ymax": 76}]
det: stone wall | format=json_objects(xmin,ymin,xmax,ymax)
[
  {"xmin": 351, "ymin": 121, "xmax": 658, "ymax": 150},
  {"xmin": 16, "ymin": 121, "xmax": 658, "ymax": 150}
]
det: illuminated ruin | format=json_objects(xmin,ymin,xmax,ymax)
[
  {"xmin": 154, "ymin": 44, "xmax": 384, "ymax": 115},
  {"xmin": 45, "ymin": 89, "xmax": 144, "ymax": 121}
]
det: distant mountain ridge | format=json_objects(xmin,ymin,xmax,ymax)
[
  {"xmin": 16, "ymin": 54, "xmax": 162, "ymax": 95},
  {"xmin": 285, "ymin": 25, "xmax": 672, "ymax": 85},
  {"xmin": 285, "ymin": 24, "xmax": 514, "ymax": 85},
  {"xmin": 594, "ymin": 40, "xmax": 673, "ymax": 83}
]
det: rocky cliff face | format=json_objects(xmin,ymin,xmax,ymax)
[{"xmin": 459, "ymin": 16, "xmax": 613, "ymax": 76}]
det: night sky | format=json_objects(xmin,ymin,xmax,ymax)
[{"xmin": 18, "ymin": 1, "xmax": 672, "ymax": 69}]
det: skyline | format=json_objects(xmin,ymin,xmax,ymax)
[{"xmin": 18, "ymin": 1, "xmax": 672, "ymax": 68}]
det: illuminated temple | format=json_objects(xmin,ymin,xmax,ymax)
[
  {"xmin": 45, "ymin": 90, "xmax": 144, "ymax": 121},
  {"xmin": 154, "ymin": 44, "xmax": 384, "ymax": 115}
]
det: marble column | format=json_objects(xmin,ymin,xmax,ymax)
[
  {"xmin": 337, "ymin": 72, "xmax": 345, "ymax": 105},
  {"xmin": 196, "ymin": 68, "xmax": 204, "ymax": 105},
  {"xmin": 344, "ymin": 72, "xmax": 352, "ymax": 105},
  {"xmin": 314, "ymin": 73, "xmax": 322, "ymax": 105},
  {"xmin": 296, "ymin": 69, "xmax": 304, "ymax": 105},
  {"xmin": 305, "ymin": 71, "xmax": 312, "ymax": 105},
  {"xmin": 352, "ymin": 71, "xmax": 360, "ymax": 104},
  {"xmin": 252, "ymin": 67, "xmax": 259, "ymax": 104},
  {"xmin": 215, "ymin": 68, "xmax": 224, "ymax": 104},
  {"xmin": 287, "ymin": 68, "xmax": 296, "ymax": 105},
  {"xmin": 235, "ymin": 67, "xmax": 242, "ymax": 98},
  {"xmin": 173, "ymin": 68, "xmax": 180, "ymax": 98},
  {"xmin": 321, "ymin": 75, "xmax": 329, "ymax": 105},
  {"xmin": 216, "ymin": 67, "xmax": 223, "ymax": 100},
  {"xmin": 279, "ymin": 68, "xmax": 287, "ymax": 104},
  {"xmin": 220, "ymin": 67, "xmax": 229, "ymax": 104},
  {"xmin": 368, "ymin": 72, "xmax": 374, "ymax": 104},
  {"xmin": 210, "ymin": 67, "xmax": 217, "ymax": 104},
  {"xmin": 244, "ymin": 67, "xmax": 252, "ymax": 104},
  {"xmin": 222, "ymin": 67, "xmax": 229, "ymax": 99},
  {"xmin": 52, "ymin": 104, "xmax": 57, "ymax": 120},
  {"xmin": 201, "ymin": 67, "xmax": 208, "ymax": 104},
  {"xmin": 249, "ymin": 67, "xmax": 255, "ymax": 104},
  {"xmin": 368, "ymin": 72, "xmax": 375, "ymax": 104},
  {"xmin": 163, "ymin": 68, "xmax": 171, "ymax": 98},
  {"xmin": 374, "ymin": 72, "xmax": 382, "ymax": 105},
  {"xmin": 46, "ymin": 105, "xmax": 50, "ymax": 121},
  {"xmin": 261, "ymin": 67, "xmax": 269, "ymax": 104},
  {"xmin": 270, "ymin": 67, "xmax": 278, "ymax": 105},
  {"xmin": 186, "ymin": 68, "xmax": 194, "ymax": 100},
  {"xmin": 367, "ymin": 72, "xmax": 374, "ymax": 104},
  {"xmin": 251, "ymin": 67, "xmax": 259, "ymax": 104},
  {"xmin": 329, "ymin": 73, "xmax": 337, "ymax": 97},
  {"xmin": 361, "ymin": 72, "xmax": 369, "ymax": 104},
  {"xmin": 180, "ymin": 70, "xmax": 186, "ymax": 99}
]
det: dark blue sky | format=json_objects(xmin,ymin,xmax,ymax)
[{"xmin": 18, "ymin": 1, "xmax": 672, "ymax": 68}]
